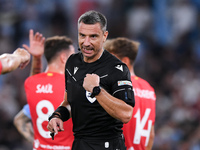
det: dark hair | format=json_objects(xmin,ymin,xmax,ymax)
[
  {"xmin": 78, "ymin": 10, "xmax": 107, "ymax": 32},
  {"xmin": 104, "ymin": 37, "xmax": 140, "ymax": 64},
  {"xmin": 44, "ymin": 36, "xmax": 73, "ymax": 63}
]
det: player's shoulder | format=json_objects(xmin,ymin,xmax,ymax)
[
  {"xmin": 25, "ymin": 72, "xmax": 63, "ymax": 83},
  {"xmin": 30, "ymin": 72, "xmax": 49, "ymax": 77},
  {"xmin": 132, "ymin": 76, "xmax": 156, "ymax": 101},
  {"xmin": 25, "ymin": 72, "xmax": 45, "ymax": 81},
  {"xmin": 132, "ymin": 76, "xmax": 155, "ymax": 90}
]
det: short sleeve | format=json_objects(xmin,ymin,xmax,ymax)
[
  {"xmin": 109, "ymin": 64, "xmax": 135, "ymax": 107},
  {"xmin": 22, "ymin": 104, "xmax": 31, "ymax": 119}
]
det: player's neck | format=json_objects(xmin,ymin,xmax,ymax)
[
  {"xmin": 131, "ymin": 71, "xmax": 135, "ymax": 76},
  {"xmin": 45, "ymin": 63, "xmax": 64, "ymax": 74},
  {"xmin": 130, "ymin": 69, "xmax": 135, "ymax": 76},
  {"xmin": 127, "ymin": 64, "xmax": 135, "ymax": 76}
]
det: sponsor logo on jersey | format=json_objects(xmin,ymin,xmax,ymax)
[
  {"xmin": 115, "ymin": 65, "xmax": 123, "ymax": 72},
  {"xmin": 47, "ymin": 73, "xmax": 53, "ymax": 76},
  {"xmin": 133, "ymin": 88, "xmax": 156, "ymax": 100},
  {"xmin": 118, "ymin": 80, "xmax": 132, "ymax": 86},
  {"xmin": 34, "ymin": 139, "xmax": 71, "ymax": 149},
  {"xmin": 34, "ymin": 139, "xmax": 40, "ymax": 149},
  {"xmin": 36, "ymin": 84, "xmax": 53, "ymax": 93}
]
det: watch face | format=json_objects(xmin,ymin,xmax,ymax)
[
  {"xmin": 93, "ymin": 86, "xmax": 100, "ymax": 95},
  {"xmin": 91, "ymin": 86, "xmax": 101, "ymax": 98}
]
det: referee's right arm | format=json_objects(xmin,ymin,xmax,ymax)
[{"xmin": 47, "ymin": 92, "xmax": 71, "ymax": 135}]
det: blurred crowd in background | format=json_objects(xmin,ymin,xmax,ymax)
[{"xmin": 0, "ymin": 0, "xmax": 200, "ymax": 149}]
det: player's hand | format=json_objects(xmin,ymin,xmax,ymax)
[
  {"xmin": 83, "ymin": 73, "xmax": 100, "ymax": 92},
  {"xmin": 47, "ymin": 118, "xmax": 64, "ymax": 136},
  {"xmin": 22, "ymin": 29, "xmax": 45, "ymax": 57},
  {"xmin": 13, "ymin": 48, "xmax": 31, "ymax": 69}
]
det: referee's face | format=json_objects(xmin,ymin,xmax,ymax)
[{"xmin": 78, "ymin": 22, "xmax": 108, "ymax": 63}]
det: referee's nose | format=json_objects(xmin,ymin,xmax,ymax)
[{"xmin": 83, "ymin": 36, "xmax": 91, "ymax": 47}]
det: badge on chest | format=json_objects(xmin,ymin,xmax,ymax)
[{"xmin": 86, "ymin": 91, "xmax": 96, "ymax": 103}]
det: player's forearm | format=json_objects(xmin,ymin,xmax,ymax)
[
  {"xmin": 30, "ymin": 56, "xmax": 42, "ymax": 76},
  {"xmin": 13, "ymin": 111, "xmax": 34, "ymax": 143},
  {"xmin": 59, "ymin": 92, "xmax": 72, "ymax": 117},
  {"xmin": 18, "ymin": 122, "xmax": 34, "ymax": 143},
  {"xmin": 26, "ymin": 135, "xmax": 34, "ymax": 143},
  {"xmin": 24, "ymin": 122, "xmax": 34, "ymax": 143},
  {"xmin": 146, "ymin": 139, "xmax": 154, "ymax": 150},
  {"xmin": 96, "ymin": 88, "xmax": 133, "ymax": 123},
  {"xmin": 20, "ymin": 126, "xmax": 34, "ymax": 143}
]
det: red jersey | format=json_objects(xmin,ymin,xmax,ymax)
[
  {"xmin": 0, "ymin": 60, "xmax": 2, "ymax": 74},
  {"xmin": 122, "ymin": 76, "xmax": 156, "ymax": 150},
  {"xmin": 25, "ymin": 72, "xmax": 74, "ymax": 150}
]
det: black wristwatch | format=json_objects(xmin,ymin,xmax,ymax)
[{"xmin": 90, "ymin": 86, "xmax": 101, "ymax": 98}]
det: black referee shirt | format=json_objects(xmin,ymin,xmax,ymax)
[{"xmin": 65, "ymin": 50, "xmax": 135, "ymax": 139}]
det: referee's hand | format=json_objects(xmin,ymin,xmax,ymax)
[
  {"xmin": 83, "ymin": 73, "xmax": 100, "ymax": 92},
  {"xmin": 47, "ymin": 118, "xmax": 64, "ymax": 138}
]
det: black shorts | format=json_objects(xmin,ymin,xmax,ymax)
[{"xmin": 72, "ymin": 134, "xmax": 126, "ymax": 150}]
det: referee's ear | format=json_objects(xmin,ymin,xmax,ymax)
[{"xmin": 103, "ymin": 31, "xmax": 108, "ymax": 43}]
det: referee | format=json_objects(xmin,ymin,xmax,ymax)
[{"xmin": 47, "ymin": 10, "xmax": 135, "ymax": 150}]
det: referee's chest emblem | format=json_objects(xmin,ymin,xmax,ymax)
[
  {"xmin": 74, "ymin": 67, "xmax": 78, "ymax": 74},
  {"xmin": 86, "ymin": 91, "xmax": 96, "ymax": 103}
]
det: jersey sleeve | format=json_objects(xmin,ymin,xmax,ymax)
[
  {"xmin": 109, "ymin": 64, "xmax": 135, "ymax": 107},
  {"xmin": 22, "ymin": 104, "xmax": 31, "ymax": 119}
]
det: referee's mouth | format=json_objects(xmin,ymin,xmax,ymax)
[{"xmin": 82, "ymin": 47, "xmax": 94, "ymax": 55}]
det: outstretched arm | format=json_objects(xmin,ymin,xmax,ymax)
[
  {"xmin": 0, "ymin": 48, "xmax": 30, "ymax": 74},
  {"xmin": 13, "ymin": 109, "xmax": 34, "ymax": 143},
  {"xmin": 23, "ymin": 29, "xmax": 45, "ymax": 76}
]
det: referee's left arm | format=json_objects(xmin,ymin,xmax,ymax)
[
  {"xmin": 96, "ymin": 88, "xmax": 133, "ymax": 123},
  {"xmin": 83, "ymin": 73, "xmax": 133, "ymax": 124}
]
